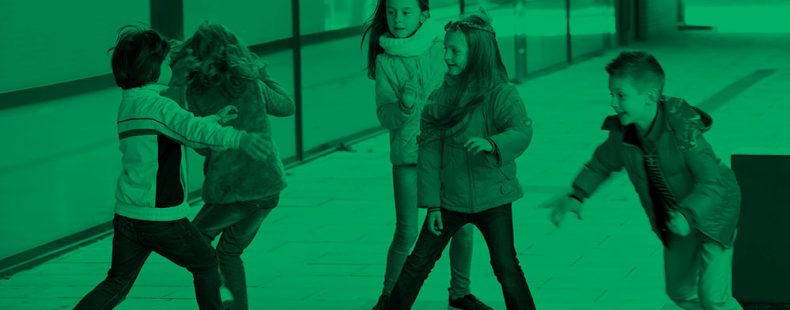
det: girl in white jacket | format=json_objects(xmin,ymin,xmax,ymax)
[{"xmin": 362, "ymin": 1, "xmax": 487, "ymax": 309}]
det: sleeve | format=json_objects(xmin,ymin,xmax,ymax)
[
  {"xmin": 416, "ymin": 104, "xmax": 443, "ymax": 208},
  {"xmin": 258, "ymin": 78, "xmax": 295, "ymax": 117},
  {"xmin": 160, "ymin": 85, "xmax": 187, "ymax": 109},
  {"xmin": 158, "ymin": 97, "xmax": 244, "ymax": 152},
  {"xmin": 178, "ymin": 87, "xmax": 212, "ymax": 157},
  {"xmin": 485, "ymin": 86, "xmax": 533, "ymax": 165},
  {"xmin": 375, "ymin": 57, "xmax": 414, "ymax": 130},
  {"xmin": 570, "ymin": 130, "xmax": 625, "ymax": 200},
  {"xmin": 677, "ymin": 133, "xmax": 732, "ymax": 228}
]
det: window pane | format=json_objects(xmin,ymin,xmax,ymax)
[
  {"xmin": 184, "ymin": 0, "xmax": 293, "ymax": 44},
  {"xmin": 300, "ymin": 0, "xmax": 377, "ymax": 35},
  {"xmin": 0, "ymin": 0, "xmax": 149, "ymax": 93},
  {"xmin": 300, "ymin": 36, "xmax": 378, "ymax": 152}
]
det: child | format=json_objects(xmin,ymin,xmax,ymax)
[
  {"xmin": 541, "ymin": 51, "xmax": 742, "ymax": 310},
  {"xmin": 170, "ymin": 22, "xmax": 294, "ymax": 310},
  {"xmin": 386, "ymin": 13, "xmax": 536, "ymax": 310},
  {"xmin": 362, "ymin": 0, "xmax": 487, "ymax": 309},
  {"xmin": 74, "ymin": 26, "xmax": 269, "ymax": 310}
]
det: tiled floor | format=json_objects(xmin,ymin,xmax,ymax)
[{"xmin": 2, "ymin": 30, "xmax": 789, "ymax": 309}]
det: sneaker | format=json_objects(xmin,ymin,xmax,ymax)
[
  {"xmin": 372, "ymin": 294, "xmax": 389, "ymax": 310},
  {"xmin": 449, "ymin": 294, "xmax": 493, "ymax": 310}
]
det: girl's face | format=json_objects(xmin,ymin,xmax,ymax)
[
  {"xmin": 386, "ymin": 0, "xmax": 426, "ymax": 38},
  {"xmin": 444, "ymin": 30, "xmax": 468, "ymax": 76},
  {"xmin": 608, "ymin": 76, "xmax": 657, "ymax": 129},
  {"xmin": 157, "ymin": 53, "xmax": 173, "ymax": 85}
]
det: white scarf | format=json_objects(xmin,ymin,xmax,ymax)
[{"xmin": 379, "ymin": 17, "xmax": 443, "ymax": 57}]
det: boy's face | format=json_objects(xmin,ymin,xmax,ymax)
[
  {"xmin": 608, "ymin": 76, "xmax": 657, "ymax": 127},
  {"xmin": 386, "ymin": 0, "xmax": 426, "ymax": 38},
  {"xmin": 444, "ymin": 30, "xmax": 468, "ymax": 76},
  {"xmin": 156, "ymin": 53, "xmax": 173, "ymax": 85}
]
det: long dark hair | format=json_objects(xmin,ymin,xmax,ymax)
[
  {"xmin": 429, "ymin": 13, "xmax": 509, "ymax": 130},
  {"xmin": 361, "ymin": 0, "xmax": 430, "ymax": 80},
  {"xmin": 171, "ymin": 22, "xmax": 260, "ymax": 98}
]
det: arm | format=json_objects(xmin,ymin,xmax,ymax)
[
  {"xmin": 676, "ymin": 133, "xmax": 731, "ymax": 228},
  {"xmin": 176, "ymin": 86, "xmax": 214, "ymax": 156},
  {"xmin": 416, "ymin": 105, "xmax": 443, "ymax": 208},
  {"xmin": 258, "ymin": 78, "xmax": 295, "ymax": 117},
  {"xmin": 570, "ymin": 130, "xmax": 624, "ymax": 200},
  {"xmin": 375, "ymin": 57, "xmax": 414, "ymax": 130},
  {"xmin": 160, "ymin": 85, "xmax": 187, "ymax": 109},
  {"xmin": 486, "ymin": 86, "xmax": 533, "ymax": 165},
  {"xmin": 157, "ymin": 97, "xmax": 244, "ymax": 151}
]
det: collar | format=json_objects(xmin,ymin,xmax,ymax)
[
  {"xmin": 123, "ymin": 83, "xmax": 169, "ymax": 96},
  {"xmin": 378, "ymin": 17, "xmax": 443, "ymax": 57}
]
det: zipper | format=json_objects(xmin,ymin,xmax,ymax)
[
  {"xmin": 623, "ymin": 142, "xmax": 665, "ymax": 231},
  {"xmin": 626, "ymin": 139, "xmax": 682, "ymax": 208},
  {"xmin": 469, "ymin": 102, "xmax": 494, "ymax": 213},
  {"xmin": 653, "ymin": 143, "xmax": 681, "ymax": 211},
  {"xmin": 467, "ymin": 149, "xmax": 475, "ymax": 213}
]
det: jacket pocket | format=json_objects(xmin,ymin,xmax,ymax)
[
  {"xmin": 497, "ymin": 162, "xmax": 516, "ymax": 180},
  {"xmin": 500, "ymin": 180, "xmax": 518, "ymax": 195}
]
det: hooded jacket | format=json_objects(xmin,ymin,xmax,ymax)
[{"xmin": 572, "ymin": 96, "xmax": 740, "ymax": 247}]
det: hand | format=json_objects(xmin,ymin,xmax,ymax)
[
  {"xmin": 464, "ymin": 137, "xmax": 493, "ymax": 154},
  {"xmin": 239, "ymin": 133, "xmax": 270, "ymax": 161},
  {"xmin": 539, "ymin": 194, "xmax": 583, "ymax": 227},
  {"xmin": 400, "ymin": 79, "xmax": 421, "ymax": 109},
  {"xmin": 216, "ymin": 105, "xmax": 239, "ymax": 125},
  {"xmin": 426, "ymin": 210, "xmax": 443, "ymax": 236},
  {"xmin": 667, "ymin": 210, "xmax": 691, "ymax": 237}
]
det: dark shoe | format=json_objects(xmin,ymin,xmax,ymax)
[
  {"xmin": 372, "ymin": 294, "xmax": 389, "ymax": 310},
  {"xmin": 449, "ymin": 294, "xmax": 493, "ymax": 310},
  {"xmin": 222, "ymin": 300, "xmax": 234, "ymax": 310}
]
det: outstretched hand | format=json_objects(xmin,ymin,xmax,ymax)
[
  {"xmin": 216, "ymin": 105, "xmax": 239, "ymax": 125},
  {"xmin": 539, "ymin": 194, "xmax": 583, "ymax": 227}
]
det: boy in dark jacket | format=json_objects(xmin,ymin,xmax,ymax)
[{"xmin": 542, "ymin": 51, "xmax": 742, "ymax": 310}]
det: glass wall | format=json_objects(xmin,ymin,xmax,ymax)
[
  {"xmin": 683, "ymin": 0, "xmax": 790, "ymax": 33},
  {"xmin": 569, "ymin": 0, "xmax": 615, "ymax": 60},
  {"xmin": 0, "ymin": 0, "xmax": 149, "ymax": 93},
  {"xmin": 184, "ymin": 0, "xmax": 293, "ymax": 42},
  {"xmin": 300, "ymin": 0, "xmax": 377, "ymax": 35},
  {"xmin": 523, "ymin": 0, "xmax": 569, "ymax": 74},
  {"xmin": 300, "ymin": 36, "xmax": 378, "ymax": 151},
  {"xmin": 465, "ymin": 0, "xmax": 521, "ymax": 80}
]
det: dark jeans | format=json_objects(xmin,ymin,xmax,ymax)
[
  {"xmin": 75, "ymin": 215, "xmax": 222, "ymax": 310},
  {"xmin": 193, "ymin": 195, "xmax": 279, "ymax": 310},
  {"xmin": 388, "ymin": 204, "xmax": 536, "ymax": 310}
]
